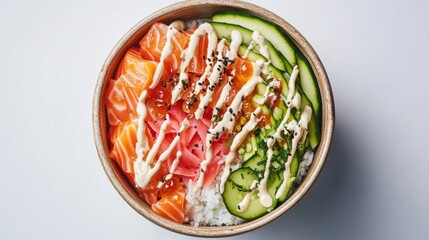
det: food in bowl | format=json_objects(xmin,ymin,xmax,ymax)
[{"xmin": 104, "ymin": 10, "xmax": 321, "ymax": 226}]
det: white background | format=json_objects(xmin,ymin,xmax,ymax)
[{"xmin": 1, "ymin": 0, "xmax": 428, "ymax": 239}]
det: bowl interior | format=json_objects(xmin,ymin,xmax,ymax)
[{"xmin": 93, "ymin": 0, "xmax": 334, "ymax": 237}]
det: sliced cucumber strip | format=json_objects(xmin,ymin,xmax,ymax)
[
  {"xmin": 277, "ymin": 154, "xmax": 299, "ymax": 202},
  {"xmin": 296, "ymin": 51, "xmax": 321, "ymax": 119},
  {"xmin": 211, "ymin": 22, "xmax": 287, "ymax": 71},
  {"xmin": 213, "ymin": 11, "xmax": 297, "ymax": 66}
]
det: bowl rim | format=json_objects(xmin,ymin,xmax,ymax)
[{"xmin": 93, "ymin": 0, "xmax": 335, "ymax": 237}]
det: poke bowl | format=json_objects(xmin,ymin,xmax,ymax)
[{"xmin": 93, "ymin": 0, "xmax": 334, "ymax": 237}]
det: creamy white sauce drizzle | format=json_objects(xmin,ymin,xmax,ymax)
[
  {"xmin": 256, "ymin": 65, "xmax": 301, "ymax": 207},
  {"xmin": 252, "ymin": 31, "xmax": 270, "ymax": 61},
  {"xmin": 275, "ymin": 106, "xmax": 311, "ymax": 199},
  {"xmin": 194, "ymin": 31, "xmax": 243, "ymax": 119},
  {"xmin": 194, "ymin": 39, "xmax": 226, "ymax": 119},
  {"xmin": 219, "ymin": 107, "xmax": 262, "ymax": 193},
  {"xmin": 242, "ymin": 30, "xmax": 271, "ymax": 62},
  {"xmin": 193, "ymin": 60, "xmax": 265, "ymax": 192},
  {"xmin": 134, "ymin": 118, "xmax": 190, "ymax": 189},
  {"xmin": 134, "ymin": 113, "xmax": 169, "ymax": 188},
  {"xmin": 171, "ymin": 23, "xmax": 217, "ymax": 104},
  {"xmin": 150, "ymin": 21, "xmax": 185, "ymax": 89},
  {"xmin": 157, "ymin": 151, "xmax": 182, "ymax": 188},
  {"xmin": 212, "ymin": 70, "xmax": 235, "ymax": 117},
  {"xmin": 237, "ymin": 180, "xmax": 258, "ymax": 212}
]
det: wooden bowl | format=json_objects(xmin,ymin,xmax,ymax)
[{"xmin": 93, "ymin": 0, "xmax": 335, "ymax": 237}]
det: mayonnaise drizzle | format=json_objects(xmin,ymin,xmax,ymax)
[
  {"xmin": 171, "ymin": 23, "xmax": 217, "ymax": 104},
  {"xmin": 134, "ymin": 113, "xmax": 169, "ymax": 188},
  {"xmin": 252, "ymin": 31, "xmax": 270, "ymax": 61},
  {"xmin": 194, "ymin": 30, "xmax": 243, "ymax": 119},
  {"xmin": 256, "ymin": 66, "xmax": 301, "ymax": 207},
  {"xmin": 194, "ymin": 39, "xmax": 226, "ymax": 119},
  {"xmin": 193, "ymin": 60, "xmax": 265, "ymax": 192},
  {"xmin": 157, "ymin": 151, "xmax": 182, "ymax": 188},
  {"xmin": 212, "ymin": 70, "xmax": 235, "ymax": 117},
  {"xmin": 134, "ymin": 117, "xmax": 190, "ymax": 189},
  {"xmin": 150, "ymin": 21, "xmax": 185, "ymax": 89},
  {"xmin": 275, "ymin": 106, "xmax": 311, "ymax": 199},
  {"xmin": 237, "ymin": 180, "xmax": 258, "ymax": 212},
  {"xmin": 242, "ymin": 31, "xmax": 271, "ymax": 62},
  {"xmin": 219, "ymin": 107, "xmax": 262, "ymax": 193}
]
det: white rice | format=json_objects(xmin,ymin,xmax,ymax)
[
  {"xmin": 296, "ymin": 149, "xmax": 314, "ymax": 184},
  {"xmin": 184, "ymin": 172, "xmax": 245, "ymax": 227}
]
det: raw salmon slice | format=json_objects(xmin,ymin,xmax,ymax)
[
  {"xmin": 186, "ymin": 27, "xmax": 209, "ymax": 75},
  {"xmin": 105, "ymin": 54, "xmax": 157, "ymax": 125},
  {"xmin": 109, "ymin": 120, "xmax": 154, "ymax": 174},
  {"xmin": 109, "ymin": 120, "xmax": 138, "ymax": 174},
  {"xmin": 139, "ymin": 23, "xmax": 188, "ymax": 78},
  {"xmin": 152, "ymin": 177, "xmax": 186, "ymax": 223}
]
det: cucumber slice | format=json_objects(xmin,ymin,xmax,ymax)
[
  {"xmin": 277, "ymin": 154, "xmax": 299, "ymax": 202},
  {"xmin": 276, "ymin": 71, "xmax": 320, "ymax": 148},
  {"xmin": 211, "ymin": 22, "xmax": 287, "ymax": 71},
  {"xmin": 223, "ymin": 168, "xmax": 278, "ymax": 220},
  {"xmin": 296, "ymin": 51, "xmax": 321, "ymax": 119},
  {"xmin": 242, "ymin": 155, "xmax": 265, "ymax": 172},
  {"xmin": 213, "ymin": 11, "xmax": 297, "ymax": 66}
]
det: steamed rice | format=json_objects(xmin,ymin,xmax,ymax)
[{"xmin": 185, "ymin": 173, "xmax": 244, "ymax": 226}]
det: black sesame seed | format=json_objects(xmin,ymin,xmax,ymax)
[{"xmin": 194, "ymin": 144, "xmax": 199, "ymax": 147}]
